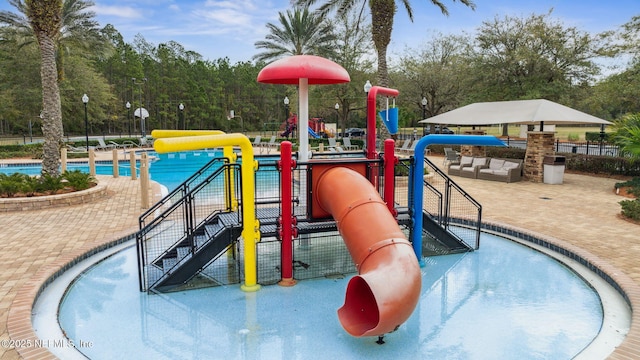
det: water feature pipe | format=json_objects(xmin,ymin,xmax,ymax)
[
  {"xmin": 366, "ymin": 86, "xmax": 399, "ymax": 160},
  {"xmin": 383, "ymin": 139, "xmax": 398, "ymax": 217},
  {"xmin": 278, "ymin": 141, "xmax": 297, "ymax": 286},
  {"xmin": 154, "ymin": 133, "xmax": 261, "ymax": 292},
  {"xmin": 151, "ymin": 129, "xmax": 225, "ymax": 138},
  {"xmin": 315, "ymin": 166, "xmax": 421, "ymax": 337},
  {"xmin": 411, "ymin": 135, "xmax": 505, "ymax": 265}
]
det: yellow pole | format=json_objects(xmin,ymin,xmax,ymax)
[
  {"xmin": 223, "ymin": 146, "xmax": 238, "ymax": 211},
  {"xmin": 154, "ymin": 134, "xmax": 261, "ymax": 292}
]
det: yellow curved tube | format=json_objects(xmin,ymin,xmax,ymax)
[
  {"xmin": 154, "ymin": 133, "xmax": 261, "ymax": 292},
  {"xmin": 151, "ymin": 129, "xmax": 225, "ymax": 138}
]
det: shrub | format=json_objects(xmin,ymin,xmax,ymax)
[
  {"xmin": 62, "ymin": 170, "xmax": 95, "ymax": 190},
  {"xmin": 620, "ymin": 199, "xmax": 640, "ymax": 221},
  {"xmin": 0, "ymin": 173, "xmax": 27, "ymax": 197},
  {"xmin": 38, "ymin": 173, "xmax": 64, "ymax": 194},
  {"xmin": 567, "ymin": 133, "xmax": 581, "ymax": 141},
  {"xmin": 615, "ymin": 177, "xmax": 640, "ymax": 197}
]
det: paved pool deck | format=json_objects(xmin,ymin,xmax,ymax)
[{"xmin": 0, "ymin": 151, "xmax": 639, "ymax": 359}]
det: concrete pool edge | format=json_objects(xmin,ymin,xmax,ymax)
[
  {"xmin": 7, "ymin": 231, "xmax": 137, "ymax": 359},
  {"xmin": 480, "ymin": 220, "xmax": 640, "ymax": 359},
  {"xmin": 11, "ymin": 221, "xmax": 640, "ymax": 359}
]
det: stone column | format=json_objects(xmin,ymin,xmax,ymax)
[
  {"xmin": 524, "ymin": 131, "xmax": 555, "ymax": 182},
  {"xmin": 461, "ymin": 129, "xmax": 487, "ymax": 157}
]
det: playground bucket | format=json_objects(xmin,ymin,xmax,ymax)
[{"xmin": 379, "ymin": 107, "xmax": 398, "ymax": 134}]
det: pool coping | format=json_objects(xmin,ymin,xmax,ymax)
[{"xmin": 7, "ymin": 220, "xmax": 640, "ymax": 359}]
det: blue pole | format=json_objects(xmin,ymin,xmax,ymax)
[{"xmin": 411, "ymin": 135, "xmax": 506, "ymax": 265}]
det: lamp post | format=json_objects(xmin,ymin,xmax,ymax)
[
  {"xmin": 132, "ymin": 77, "xmax": 147, "ymax": 137},
  {"xmin": 363, "ymin": 80, "xmax": 372, "ymax": 139},
  {"xmin": 126, "ymin": 102, "xmax": 131, "ymax": 137},
  {"xmin": 334, "ymin": 102, "xmax": 340, "ymax": 136},
  {"xmin": 422, "ymin": 97, "xmax": 430, "ymax": 135},
  {"xmin": 284, "ymin": 96, "xmax": 290, "ymax": 118},
  {"xmin": 179, "ymin": 103, "xmax": 185, "ymax": 130},
  {"xmin": 82, "ymin": 94, "xmax": 89, "ymax": 151}
]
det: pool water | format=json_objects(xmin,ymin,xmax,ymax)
[{"xmin": 56, "ymin": 232, "xmax": 602, "ymax": 360}]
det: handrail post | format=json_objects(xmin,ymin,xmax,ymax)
[
  {"xmin": 383, "ymin": 139, "xmax": 397, "ymax": 217},
  {"xmin": 278, "ymin": 141, "xmax": 296, "ymax": 286}
]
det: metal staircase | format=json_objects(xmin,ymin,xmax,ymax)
[{"xmin": 136, "ymin": 159, "xmax": 242, "ymax": 293}]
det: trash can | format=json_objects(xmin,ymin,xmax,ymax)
[{"xmin": 543, "ymin": 155, "xmax": 566, "ymax": 184}]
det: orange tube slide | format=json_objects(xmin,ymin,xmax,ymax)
[{"xmin": 315, "ymin": 167, "xmax": 421, "ymax": 337}]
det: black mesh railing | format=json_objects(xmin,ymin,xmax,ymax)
[
  {"xmin": 421, "ymin": 157, "xmax": 482, "ymax": 250},
  {"xmin": 139, "ymin": 156, "xmax": 229, "ymax": 229},
  {"xmin": 136, "ymin": 163, "xmax": 240, "ymax": 291}
]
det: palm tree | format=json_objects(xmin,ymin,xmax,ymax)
[
  {"xmin": 253, "ymin": 6, "xmax": 337, "ymax": 63},
  {"xmin": 0, "ymin": 0, "xmax": 103, "ymax": 82},
  {"xmin": 0, "ymin": 0, "xmax": 103, "ymax": 176},
  {"xmin": 295, "ymin": 0, "xmax": 476, "ymax": 87},
  {"xmin": 25, "ymin": 0, "xmax": 64, "ymax": 176}
]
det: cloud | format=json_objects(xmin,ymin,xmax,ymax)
[{"xmin": 92, "ymin": 5, "xmax": 142, "ymax": 19}]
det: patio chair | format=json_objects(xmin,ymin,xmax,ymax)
[
  {"xmin": 443, "ymin": 148, "xmax": 460, "ymax": 166},
  {"xmin": 252, "ymin": 135, "xmax": 262, "ymax": 147},
  {"xmin": 66, "ymin": 144, "xmax": 87, "ymax": 153},
  {"xmin": 96, "ymin": 138, "xmax": 118, "ymax": 151},
  {"xmin": 328, "ymin": 137, "xmax": 338, "ymax": 150},
  {"xmin": 396, "ymin": 139, "xmax": 411, "ymax": 152},
  {"xmin": 400, "ymin": 139, "xmax": 418, "ymax": 154},
  {"xmin": 342, "ymin": 137, "xmax": 359, "ymax": 150},
  {"xmin": 265, "ymin": 135, "xmax": 277, "ymax": 147}
]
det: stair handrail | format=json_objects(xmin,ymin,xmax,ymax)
[
  {"xmin": 137, "ymin": 163, "xmax": 237, "ymax": 291},
  {"xmin": 138, "ymin": 156, "xmax": 228, "ymax": 228},
  {"xmin": 423, "ymin": 156, "xmax": 482, "ymax": 249}
]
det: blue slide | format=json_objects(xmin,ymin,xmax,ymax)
[{"xmin": 308, "ymin": 128, "xmax": 320, "ymax": 138}]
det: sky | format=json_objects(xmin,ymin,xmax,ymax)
[{"xmin": 1, "ymin": 0, "xmax": 639, "ymax": 65}]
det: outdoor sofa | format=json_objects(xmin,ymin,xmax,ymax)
[
  {"xmin": 477, "ymin": 158, "xmax": 523, "ymax": 183},
  {"xmin": 448, "ymin": 156, "xmax": 523, "ymax": 183}
]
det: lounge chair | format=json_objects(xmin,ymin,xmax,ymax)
[
  {"xmin": 265, "ymin": 135, "xmax": 277, "ymax": 148},
  {"xmin": 66, "ymin": 144, "xmax": 87, "ymax": 153},
  {"xmin": 399, "ymin": 139, "xmax": 418, "ymax": 154},
  {"xmin": 96, "ymin": 138, "xmax": 119, "ymax": 151},
  {"xmin": 252, "ymin": 136, "xmax": 262, "ymax": 147},
  {"xmin": 328, "ymin": 137, "xmax": 338, "ymax": 150},
  {"xmin": 396, "ymin": 139, "xmax": 411, "ymax": 152},
  {"xmin": 342, "ymin": 137, "xmax": 359, "ymax": 150}
]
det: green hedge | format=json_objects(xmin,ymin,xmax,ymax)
[
  {"xmin": 564, "ymin": 154, "xmax": 640, "ymax": 176},
  {"xmin": 0, "ymin": 143, "xmax": 43, "ymax": 159},
  {"xmin": 585, "ymin": 132, "xmax": 611, "ymax": 142}
]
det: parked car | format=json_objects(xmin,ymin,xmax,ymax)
[
  {"xmin": 423, "ymin": 125, "xmax": 454, "ymax": 135},
  {"xmin": 342, "ymin": 128, "xmax": 365, "ymax": 137}
]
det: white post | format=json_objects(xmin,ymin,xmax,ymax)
[
  {"xmin": 130, "ymin": 151, "xmax": 137, "ymax": 180},
  {"xmin": 89, "ymin": 148, "xmax": 96, "ymax": 177},
  {"xmin": 112, "ymin": 149, "xmax": 119, "ymax": 178},
  {"xmin": 61, "ymin": 148, "xmax": 67, "ymax": 173},
  {"xmin": 140, "ymin": 152, "xmax": 149, "ymax": 209},
  {"xmin": 298, "ymin": 78, "xmax": 309, "ymax": 162}
]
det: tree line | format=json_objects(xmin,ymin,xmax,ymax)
[{"xmin": 1, "ymin": 2, "xmax": 640, "ymax": 147}]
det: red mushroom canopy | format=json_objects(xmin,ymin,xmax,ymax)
[{"xmin": 257, "ymin": 55, "xmax": 350, "ymax": 85}]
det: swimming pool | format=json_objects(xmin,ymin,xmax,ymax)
[
  {"xmin": 34, "ymin": 230, "xmax": 615, "ymax": 359},
  {"xmin": 20, "ymin": 151, "xmax": 629, "ymax": 359}
]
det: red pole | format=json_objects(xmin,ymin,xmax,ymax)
[
  {"xmin": 383, "ymin": 139, "xmax": 398, "ymax": 217},
  {"xmin": 278, "ymin": 141, "xmax": 296, "ymax": 286},
  {"xmin": 366, "ymin": 86, "xmax": 400, "ymax": 160}
]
